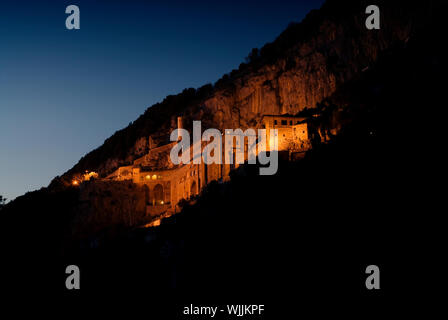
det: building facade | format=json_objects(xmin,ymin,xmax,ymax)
[{"xmin": 103, "ymin": 114, "xmax": 310, "ymax": 218}]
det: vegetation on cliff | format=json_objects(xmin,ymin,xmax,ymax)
[
  {"xmin": 60, "ymin": 14, "xmax": 444, "ymax": 296},
  {"xmin": 59, "ymin": 0, "xmax": 436, "ymax": 180},
  {"xmin": 2, "ymin": 1, "xmax": 445, "ymax": 300}
]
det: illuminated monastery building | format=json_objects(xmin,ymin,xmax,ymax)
[{"xmin": 98, "ymin": 115, "xmax": 311, "ymax": 218}]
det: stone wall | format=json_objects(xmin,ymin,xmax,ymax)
[{"xmin": 70, "ymin": 180, "xmax": 148, "ymax": 239}]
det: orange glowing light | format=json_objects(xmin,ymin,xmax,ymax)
[
  {"xmin": 72, "ymin": 180, "xmax": 79, "ymax": 186},
  {"xmin": 83, "ymin": 171, "xmax": 98, "ymax": 181}
]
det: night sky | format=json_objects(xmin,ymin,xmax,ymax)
[{"xmin": 0, "ymin": 0, "xmax": 324, "ymax": 202}]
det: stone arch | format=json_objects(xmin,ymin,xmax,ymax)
[
  {"xmin": 153, "ymin": 184, "xmax": 164, "ymax": 204},
  {"xmin": 191, "ymin": 181, "xmax": 197, "ymax": 197}
]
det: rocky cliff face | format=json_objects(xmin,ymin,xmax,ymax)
[
  {"xmin": 60, "ymin": 0, "xmax": 438, "ymax": 179},
  {"xmin": 196, "ymin": 0, "xmax": 420, "ymax": 130}
]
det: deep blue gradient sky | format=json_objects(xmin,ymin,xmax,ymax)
[{"xmin": 0, "ymin": 0, "xmax": 324, "ymax": 202}]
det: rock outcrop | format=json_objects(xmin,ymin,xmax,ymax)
[{"xmin": 61, "ymin": 0, "xmax": 441, "ymax": 179}]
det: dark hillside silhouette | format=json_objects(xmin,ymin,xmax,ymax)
[
  {"xmin": 1, "ymin": 1, "xmax": 445, "ymax": 313},
  {"xmin": 2, "ymin": 8, "xmax": 445, "ymax": 308}
]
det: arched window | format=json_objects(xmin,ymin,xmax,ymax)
[{"xmin": 153, "ymin": 184, "xmax": 164, "ymax": 204}]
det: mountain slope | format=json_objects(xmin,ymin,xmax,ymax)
[
  {"xmin": 3, "ymin": 11, "xmax": 445, "ymax": 298},
  {"xmin": 59, "ymin": 0, "xmax": 438, "ymax": 180}
]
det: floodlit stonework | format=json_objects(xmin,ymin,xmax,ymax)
[
  {"xmin": 261, "ymin": 114, "xmax": 310, "ymax": 151},
  {"xmin": 93, "ymin": 115, "xmax": 311, "ymax": 218}
]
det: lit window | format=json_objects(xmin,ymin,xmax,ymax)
[{"xmin": 152, "ymin": 175, "xmax": 157, "ymax": 180}]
